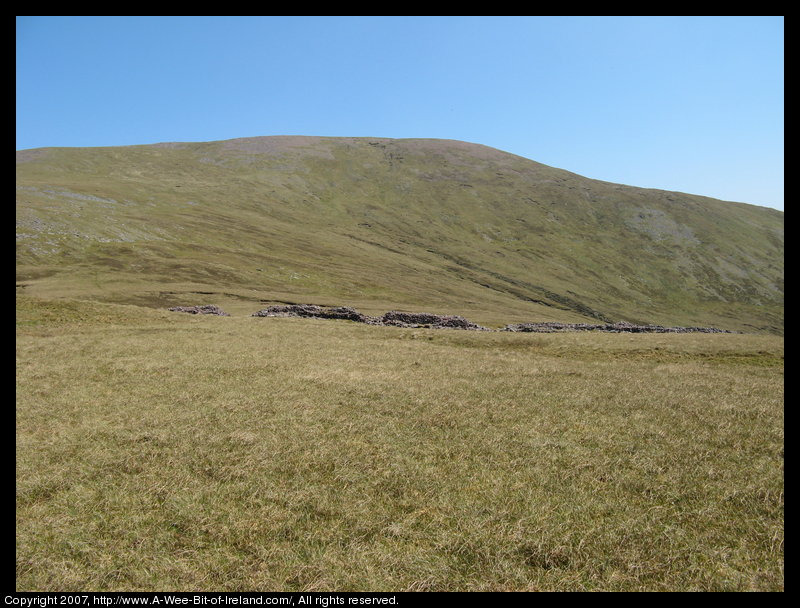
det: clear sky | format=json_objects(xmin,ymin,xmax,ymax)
[{"xmin": 16, "ymin": 16, "xmax": 784, "ymax": 210}]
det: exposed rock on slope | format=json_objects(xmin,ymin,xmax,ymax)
[
  {"xmin": 248, "ymin": 303, "xmax": 730, "ymax": 333},
  {"xmin": 379, "ymin": 310, "xmax": 488, "ymax": 330},
  {"xmin": 252, "ymin": 304, "xmax": 370, "ymax": 322},
  {"xmin": 501, "ymin": 321, "xmax": 732, "ymax": 334},
  {"xmin": 251, "ymin": 304, "xmax": 489, "ymax": 329},
  {"xmin": 168, "ymin": 305, "xmax": 230, "ymax": 316}
]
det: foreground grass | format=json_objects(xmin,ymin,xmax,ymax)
[{"xmin": 16, "ymin": 297, "xmax": 783, "ymax": 591}]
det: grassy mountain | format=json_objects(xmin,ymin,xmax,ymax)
[{"xmin": 16, "ymin": 136, "xmax": 784, "ymax": 332}]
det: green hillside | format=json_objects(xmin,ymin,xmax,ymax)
[{"xmin": 16, "ymin": 136, "xmax": 784, "ymax": 332}]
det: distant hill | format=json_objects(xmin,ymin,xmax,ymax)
[{"xmin": 16, "ymin": 136, "xmax": 784, "ymax": 333}]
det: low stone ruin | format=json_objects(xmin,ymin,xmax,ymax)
[
  {"xmin": 168, "ymin": 305, "xmax": 230, "ymax": 316},
  {"xmin": 379, "ymin": 310, "xmax": 489, "ymax": 330},
  {"xmin": 501, "ymin": 321, "xmax": 732, "ymax": 334},
  {"xmin": 250, "ymin": 305, "xmax": 489, "ymax": 330},
  {"xmin": 171, "ymin": 302, "xmax": 732, "ymax": 333},
  {"xmin": 251, "ymin": 304, "xmax": 371, "ymax": 323}
]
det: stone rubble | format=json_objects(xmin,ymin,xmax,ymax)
[
  {"xmin": 251, "ymin": 304, "xmax": 371, "ymax": 323},
  {"xmin": 501, "ymin": 321, "xmax": 732, "ymax": 334},
  {"xmin": 168, "ymin": 305, "xmax": 230, "ymax": 316},
  {"xmin": 249, "ymin": 305, "xmax": 490, "ymax": 330},
  {"xmin": 170, "ymin": 302, "xmax": 732, "ymax": 333},
  {"xmin": 245, "ymin": 304, "xmax": 731, "ymax": 333},
  {"xmin": 378, "ymin": 310, "xmax": 489, "ymax": 330}
]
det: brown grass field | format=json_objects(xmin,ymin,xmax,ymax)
[{"xmin": 16, "ymin": 296, "xmax": 783, "ymax": 591}]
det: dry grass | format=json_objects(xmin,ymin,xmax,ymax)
[{"xmin": 16, "ymin": 296, "xmax": 783, "ymax": 591}]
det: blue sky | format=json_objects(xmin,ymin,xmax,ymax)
[{"xmin": 16, "ymin": 16, "xmax": 784, "ymax": 210}]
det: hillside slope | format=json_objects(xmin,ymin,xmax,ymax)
[{"xmin": 16, "ymin": 136, "xmax": 784, "ymax": 332}]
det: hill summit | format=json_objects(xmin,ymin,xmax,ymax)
[{"xmin": 16, "ymin": 136, "xmax": 784, "ymax": 333}]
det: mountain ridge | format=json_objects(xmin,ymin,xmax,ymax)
[{"xmin": 16, "ymin": 136, "xmax": 784, "ymax": 333}]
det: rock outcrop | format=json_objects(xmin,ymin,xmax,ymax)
[{"xmin": 168, "ymin": 305, "xmax": 230, "ymax": 316}]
